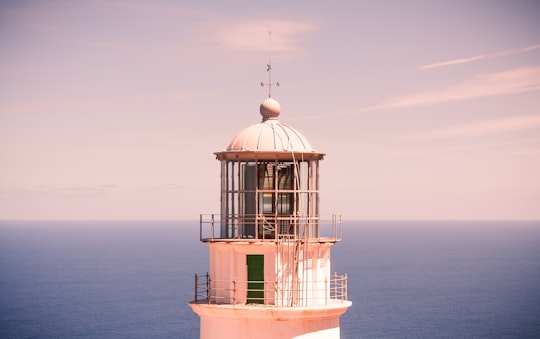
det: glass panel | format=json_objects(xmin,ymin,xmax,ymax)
[
  {"xmin": 297, "ymin": 192, "xmax": 308, "ymax": 216},
  {"xmin": 299, "ymin": 161, "xmax": 309, "ymax": 191},
  {"xmin": 239, "ymin": 163, "xmax": 257, "ymax": 238},
  {"xmin": 258, "ymin": 163, "xmax": 275, "ymax": 190},
  {"xmin": 277, "ymin": 164, "xmax": 293, "ymax": 190},
  {"xmin": 277, "ymin": 193, "xmax": 292, "ymax": 214},
  {"xmin": 259, "ymin": 193, "xmax": 274, "ymax": 214},
  {"xmin": 227, "ymin": 161, "xmax": 237, "ymax": 191},
  {"xmin": 241, "ymin": 163, "xmax": 256, "ymax": 214}
]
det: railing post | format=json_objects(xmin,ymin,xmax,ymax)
[
  {"xmin": 235, "ymin": 214, "xmax": 238, "ymax": 239},
  {"xmin": 255, "ymin": 214, "xmax": 259, "ymax": 239},
  {"xmin": 211, "ymin": 214, "xmax": 215, "ymax": 240},
  {"xmin": 333, "ymin": 272, "xmax": 337, "ymax": 300},
  {"xmin": 194, "ymin": 273, "xmax": 198, "ymax": 302},
  {"xmin": 199, "ymin": 215, "xmax": 203, "ymax": 241},
  {"xmin": 341, "ymin": 273, "xmax": 344, "ymax": 300},
  {"xmin": 207, "ymin": 272, "xmax": 210, "ymax": 304},
  {"xmin": 325, "ymin": 277, "xmax": 328, "ymax": 305},
  {"xmin": 344, "ymin": 274, "xmax": 348, "ymax": 300}
]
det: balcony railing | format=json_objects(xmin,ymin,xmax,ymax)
[
  {"xmin": 193, "ymin": 272, "xmax": 348, "ymax": 307},
  {"xmin": 199, "ymin": 214, "xmax": 342, "ymax": 242}
]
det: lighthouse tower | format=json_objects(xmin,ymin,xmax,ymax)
[{"xmin": 189, "ymin": 68, "xmax": 351, "ymax": 338}]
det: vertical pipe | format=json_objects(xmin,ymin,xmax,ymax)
[
  {"xmin": 236, "ymin": 160, "xmax": 240, "ymax": 238},
  {"xmin": 232, "ymin": 279, "xmax": 236, "ymax": 304},
  {"xmin": 325, "ymin": 277, "xmax": 328, "ymax": 305},
  {"xmin": 199, "ymin": 214, "xmax": 203, "ymax": 241}
]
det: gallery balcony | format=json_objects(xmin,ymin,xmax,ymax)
[{"xmin": 199, "ymin": 214, "xmax": 343, "ymax": 243}]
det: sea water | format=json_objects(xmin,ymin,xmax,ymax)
[{"xmin": 1, "ymin": 220, "xmax": 539, "ymax": 338}]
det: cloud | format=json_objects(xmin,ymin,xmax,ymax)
[
  {"xmin": 421, "ymin": 115, "xmax": 540, "ymax": 139},
  {"xmin": 215, "ymin": 19, "xmax": 315, "ymax": 56},
  {"xmin": 365, "ymin": 67, "xmax": 540, "ymax": 111},
  {"xmin": 293, "ymin": 67, "xmax": 540, "ymax": 121},
  {"xmin": 418, "ymin": 44, "xmax": 540, "ymax": 70}
]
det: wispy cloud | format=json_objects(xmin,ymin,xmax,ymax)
[
  {"xmin": 215, "ymin": 20, "xmax": 315, "ymax": 56},
  {"xmin": 366, "ymin": 67, "xmax": 540, "ymax": 111},
  {"xmin": 418, "ymin": 44, "xmax": 540, "ymax": 70},
  {"xmin": 421, "ymin": 115, "xmax": 540, "ymax": 139},
  {"xmin": 293, "ymin": 67, "xmax": 540, "ymax": 121}
]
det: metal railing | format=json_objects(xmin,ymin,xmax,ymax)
[
  {"xmin": 193, "ymin": 272, "xmax": 348, "ymax": 307},
  {"xmin": 199, "ymin": 214, "xmax": 342, "ymax": 242}
]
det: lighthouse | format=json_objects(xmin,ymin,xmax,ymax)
[{"xmin": 189, "ymin": 64, "xmax": 351, "ymax": 338}]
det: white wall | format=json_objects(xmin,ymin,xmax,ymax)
[{"xmin": 208, "ymin": 241, "xmax": 333, "ymax": 306}]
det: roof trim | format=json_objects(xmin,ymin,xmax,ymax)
[{"xmin": 214, "ymin": 150, "xmax": 325, "ymax": 161}]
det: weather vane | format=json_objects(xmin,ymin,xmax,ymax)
[{"xmin": 260, "ymin": 30, "xmax": 279, "ymax": 98}]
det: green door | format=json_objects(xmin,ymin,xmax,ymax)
[{"xmin": 247, "ymin": 255, "xmax": 264, "ymax": 304}]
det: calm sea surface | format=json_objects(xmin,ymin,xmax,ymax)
[{"xmin": 1, "ymin": 220, "xmax": 539, "ymax": 338}]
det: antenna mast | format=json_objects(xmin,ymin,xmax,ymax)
[{"xmin": 260, "ymin": 30, "xmax": 279, "ymax": 98}]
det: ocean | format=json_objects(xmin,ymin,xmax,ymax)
[{"xmin": 1, "ymin": 220, "xmax": 539, "ymax": 338}]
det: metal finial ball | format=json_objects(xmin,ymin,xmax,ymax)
[{"xmin": 260, "ymin": 98, "xmax": 281, "ymax": 121}]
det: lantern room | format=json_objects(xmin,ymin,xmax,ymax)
[{"xmin": 204, "ymin": 97, "xmax": 331, "ymax": 242}]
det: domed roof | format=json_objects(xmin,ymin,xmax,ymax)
[
  {"xmin": 215, "ymin": 98, "xmax": 324, "ymax": 160},
  {"xmin": 226, "ymin": 119, "xmax": 313, "ymax": 152}
]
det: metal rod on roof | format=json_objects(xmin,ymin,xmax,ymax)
[{"xmin": 261, "ymin": 29, "xmax": 279, "ymax": 98}]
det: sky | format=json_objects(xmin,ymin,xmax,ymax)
[{"xmin": 1, "ymin": 0, "xmax": 539, "ymax": 220}]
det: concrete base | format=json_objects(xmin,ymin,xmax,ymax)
[{"xmin": 189, "ymin": 301, "xmax": 352, "ymax": 339}]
